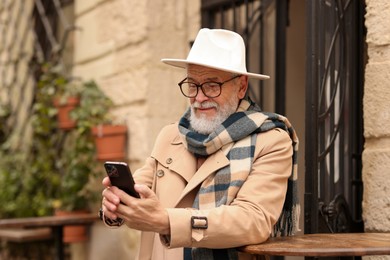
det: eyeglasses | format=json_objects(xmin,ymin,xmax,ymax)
[{"xmin": 178, "ymin": 75, "xmax": 241, "ymax": 98}]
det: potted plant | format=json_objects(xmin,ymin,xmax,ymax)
[
  {"xmin": 53, "ymin": 123, "xmax": 97, "ymax": 243},
  {"xmin": 0, "ymin": 62, "xmax": 68, "ymax": 219},
  {"xmin": 38, "ymin": 63, "xmax": 81, "ymax": 130},
  {"xmin": 72, "ymin": 81, "xmax": 128, "ymax": 161},
  {"xmin": 91, "ymin": 124, "xmax": 128, "ymax": 161},
  {"xmin": 34, "ymin": 64, "xmax": 115, "ymax": 242},
  {"xmin": 30, "ymin": 64, "xmax": 92, "ymax": 242},
  {"xmin": 0, "ymin": 63, "xmax": 127, "ymax": 243},
  {"xmin": 53, "ymin": 90, "xmax": 81, "ymax": 131},
  {"xmin": 52, "ymin": 80, "xmax": 128, "ymax": 241},
  {"xmin": 0, "ymin": 62, "xmax": 128, "ymax": 246}
]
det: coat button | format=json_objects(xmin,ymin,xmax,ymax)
[
  {"xmin": 166, "ymin": 158, "xmax": 173, "ymax": 164},
  {"xmin": 156, "ymin": 170, "xmax": 164, "ymax": 177}
]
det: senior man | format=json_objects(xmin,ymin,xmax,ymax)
[{"xmin": 101, "ymin": 28, "xmax": 299, "ymax": 260}]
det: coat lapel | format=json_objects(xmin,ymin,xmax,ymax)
[
  {"xmin": 173, "ymin": 149, "xmax": 230, "ymax": 207},
  {"xmin": 152, "ymin": 130, "xmax": 231, "ymax": 207}
]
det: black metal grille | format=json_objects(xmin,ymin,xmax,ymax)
[
  {"xmin": 202, "ymin": 0, "xmax": 365, "ymax": 236},
  {"xmin": 305, "ymin": 0, "xmax": 365, "ymax": 234},
  {"xmin": 201, "ymin": 0, "xmax": 288, "ymax": 114}
]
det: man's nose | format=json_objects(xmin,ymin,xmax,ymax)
[{"xmin": 194, "ymin": 87, "xmax": 209, "ymax": 103}]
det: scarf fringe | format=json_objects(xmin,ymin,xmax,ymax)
[{"xmin": 273, "ymin": 204, "xmax": 301, "ymax": 237}]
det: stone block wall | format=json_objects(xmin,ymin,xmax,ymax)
[
  {"xmin": 0, "ymin": 0, "xmax": 36, "ymax": 151},
  {"xmin": 363, "ymin": 0, "xmax": 390, "ymax": 235},
  {"xmin": 73, "ymin": 0, "xmax": 200, "ymax": 170},
  {"xmin": 71, "ymin": 0, "xmax": 200, "ymax": 258}
]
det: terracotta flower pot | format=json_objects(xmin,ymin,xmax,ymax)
[
  {"xmin": 53, "ymin": 97, "xmax": 80, "ymax": 130},
  {"xmin": 54, "ymin": 209, "xmax": 89, "ymax": 243},
  {"xmin": 92, "ymin": 124, "xmax": 127, "ymax": 161}
]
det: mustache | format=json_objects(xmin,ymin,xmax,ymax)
[{"xmin": 192, "ymin": 101, "xmax": 218, "ymax": 109}]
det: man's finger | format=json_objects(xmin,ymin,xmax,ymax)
[
  {"xmin": 134, "ymin": 184, "xmax": 154, "ymax": 199},
  {"xmin": 103, "ymin": 187, "xmax": 121, "ymax": 205},
  {"xmin": 102, "ymin": 176, "xmax": 111, "ymax": 186}
]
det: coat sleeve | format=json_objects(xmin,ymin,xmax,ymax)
[{"xmin": 162, "ymin": 128, "xmax": 293, "ymax": 249}]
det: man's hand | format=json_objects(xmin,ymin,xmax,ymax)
[{"xmin": 102, "ymin": 178, "xmax": 170, "ymax": 235}]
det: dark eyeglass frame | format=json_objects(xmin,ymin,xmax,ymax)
[{"xmin": 178, "ymin": 75, "xmax": 241, "ymax": 98}]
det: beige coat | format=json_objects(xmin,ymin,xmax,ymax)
[{"xmin": 133, "ymin": 123, "xmax": 293, "ymax": 260}]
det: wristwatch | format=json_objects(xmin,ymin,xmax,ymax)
[{"xmin": 99, "ymin": 208, "xmax": 124, "ymax": 227}]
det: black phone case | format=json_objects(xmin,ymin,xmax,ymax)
[{"xmin": 104, "ymin": 161, "xmax": 140, "ymax": 198}]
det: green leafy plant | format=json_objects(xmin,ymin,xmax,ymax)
[
  {"xmin": 54, "ymin": 80, "xmax": 113, "ymax": 211},
  {"xmin": 53, "ymin": 126, "xmax": 96, "ymax": 211},
  {"xmin": 0, "ymin": 152, "xmax": 47, "ymax": 218},
  {"xmin": 0, "ymin": 63, "xmax": 114, "ymax": 217},
  {"xmin": 0, "ymin": 63, "xmax": 61, "ymax": 217},
  {"xmin": 72, "ymin": 80, "xmax": 114, "ymax": 128},
  {"xmin": 39, "ymin": 62, "xmax": 81, "ymax": 101}
]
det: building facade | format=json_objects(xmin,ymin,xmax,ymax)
[{"xmin": 0, "ymin": 0, "xmax": 389, "ymax": 259}]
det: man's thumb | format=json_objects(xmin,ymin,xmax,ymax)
[{"xmin": 134, "ymin": 184, "xmax": 153, "ymax": 199}]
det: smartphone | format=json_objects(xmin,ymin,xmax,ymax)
[{"xmin": 104, "ymin": 161, "xmax": 140, "ymax": 198}]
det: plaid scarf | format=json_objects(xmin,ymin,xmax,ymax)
[{"xmin": 178, "ymin": 98, "xmax": 300, "ymax": 260}]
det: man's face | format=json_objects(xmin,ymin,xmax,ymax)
[{"xmin": 187, "ymin": 65, "xmax": 248, "ymax": 134}]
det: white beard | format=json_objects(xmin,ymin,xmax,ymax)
[{"xmin": 189, "ymin": 96, "xmax": 239, "ymax": 135}]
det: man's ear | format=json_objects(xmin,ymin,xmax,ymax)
[{"xmin": 237, "ymin": 75, "xmax": 249, "ymax": 99}]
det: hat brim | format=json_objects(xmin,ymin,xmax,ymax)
[{"xmin": 161, "ymin": 58, "xmax": 270, "ymax": 80}]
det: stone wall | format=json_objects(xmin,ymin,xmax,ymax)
[
  {"xmin": 363, "ymin": 0, "xmax": 390, "ymax": 236},
  {"xmin": 71, "ymin": 0, "xmax": 200, "ymax": 258},
  {"xmin": 72, "ymin": 0, "xmax": 200, "ymax": 170},
  {"xmin": 0, "ymin": 0, "xmax": 35, "ymax": 151}
]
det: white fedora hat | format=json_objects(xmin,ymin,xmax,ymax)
[{"xmin": 161, "ymin": 28, "xmax": 270, "ymax": 80}]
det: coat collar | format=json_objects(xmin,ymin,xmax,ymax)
[
  {"xmin": 174, "ymin": 149, "xmax": 230, "ymax": 206},
  {"xmin": 152, "ymin": 132, "xmax": 230, "ymax": 207}
]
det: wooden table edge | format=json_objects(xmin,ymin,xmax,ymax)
[
  {"xmin": 0, "ymin": 213, "xmax": 99, "ymax": 228},
  {"xmin": 239, "ymin": 233, "xmax": 390, "ymax": 257}
]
